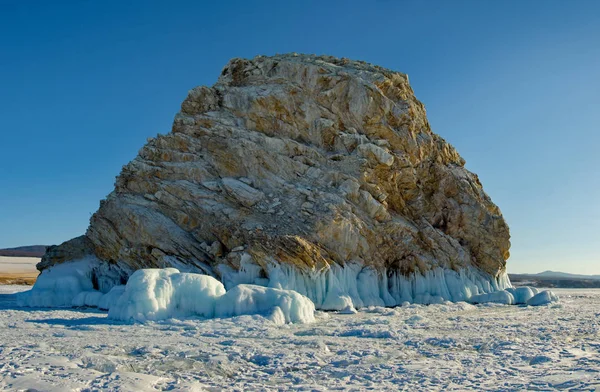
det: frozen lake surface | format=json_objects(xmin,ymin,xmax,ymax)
[
  {"xmin": 0, "ymin": 257, "xmax": 39, "ymax": 274},
  {"xmin": 0, "ymin": 257, "xmax": 39, "ymax": 285},
  {"xmin": 0, "ymin": 286, "xmax": 598, "ymax": 391}
]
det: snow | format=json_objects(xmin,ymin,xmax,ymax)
[
  {"xmin": 0, "ymin": 286, "xmax": 597, "ymax": 390},
  {"xmin": 0, "ymin": 256, "xmax": 40, "ymax": 284},
  {"xmin": 0, "ymin": 256, "xmax": 39, "ymax": 273}
]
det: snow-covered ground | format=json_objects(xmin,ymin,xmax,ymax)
[
  {"xmin": 0, "ymin": 257, "xmax": 39, "ymax": 285},
  {"xmin": 0, "ymin": 285, "xmax": 598, "ymax": 391},
  {"xmin": 0, "ymin": 257, "xmax": 39, "ymax": 273}
]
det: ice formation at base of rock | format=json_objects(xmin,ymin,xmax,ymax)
[
  {"xmin": 506, "ymin": 286, "xmax": 537, "ymax": 304},
  {"xmin": 468, "ymin": 286, "xmax": 560, "ymax": 306},
  {"xmin": 16, "ymin": 257, "xmax": 128, "ymax": 309},
  {"xmin": 468, "ymin": 290, "xmax": 515, "ymax": 305},
  {"xmin": 16, "ymin": 258, "xmax": 100, "ymax": 307},
  {"xmin": 19, "ymin": 259, "xmax": 558, "ymax": 322},
  {"xmin": 215, "ymin": 284, "xmax": 315, "ymax": 324},
  {"xmin": 107, "ymin": 268, "xmax": 314, "ymax": 324},
  {"xmin": 88, "ymin": 268, "xmax": 315, "ymax": 324},
  {"xmin": 108, "ymin": 268, "xmax": 227, "ymax": 321},
  {"xmin": 98, "ymin": 286, "xmax": 126, "ymax": 310},
  {"xmin": 527, "ymin": 290, "xmax": 559, "ymax": 306},
  {"xmin": 219, "ymin": 256, "xmax": 515, "ymax": 309}
]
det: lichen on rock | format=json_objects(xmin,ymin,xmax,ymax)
[{"xmin": 36, "ymin": 53, "xmax": 512, "ymax": 309}]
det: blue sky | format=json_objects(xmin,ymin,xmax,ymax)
[{"xmin": 1, "ymin": 0, "xmax": 599, "ymax": 274}]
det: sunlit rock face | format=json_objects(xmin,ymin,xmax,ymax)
[{"xmin": 39, "ymin": 54, "xmax": 511, "ymax": 308}]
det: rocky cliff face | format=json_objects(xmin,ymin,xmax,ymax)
[{"xmin": 39, "ymin": 54, "xmax": 511, "ymax": 308}]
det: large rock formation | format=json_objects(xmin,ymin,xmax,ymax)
[{"xmin": 36, "ymin": 54, "xmax": 511, "ymax": 309}]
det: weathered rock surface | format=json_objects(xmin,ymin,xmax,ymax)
[{"xmin": 39, "ymin": 54, "xmax": 511, "ymax": 308}]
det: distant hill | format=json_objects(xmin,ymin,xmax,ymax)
[
  {"xmin": 510, "ymin": 271, "xmax": 600, "ymax": 289},
  {"xmin": 533, "ymin": 270, "xmax": 600, "ymax": 280},
  {"xmin": 0, "ymin": 245, "xmax": 48, "ymax": 258}
]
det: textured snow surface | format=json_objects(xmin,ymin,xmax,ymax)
[{"xmin": 1, "ymin": 285, "xmax": 596, "ymax": 391}]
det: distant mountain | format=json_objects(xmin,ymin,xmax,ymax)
[
  {"xmin": 0, "ymin": 245, "xmax": 48, "ymax": 258},
  {"xmin": 510, "ymin": 270, "xmax": 600, "ymax": 289},
  {"xmin": 533, "ymin": 270, "xmax": 600, "ymax": 280}
]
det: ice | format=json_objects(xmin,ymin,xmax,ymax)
[
  {"xmin": 17, "ymin": 252, "xmax": 551, "ymax": 315},
  {"xmin": 98, "ymin": 285, "xmax": 126, "ymax": 310},
  {"xmin": 467, "ymin": 287, "xmax": 558, "ymax": 306},
  {"xmin": 257, "ymin": 259, "xmax": 514, "ymax": 309},
  {"xmin": 16, "ymin": 260, "xmax": 317, "ymax": 324},
  {"xmin": 108, "ymin": 268, "xmax": 226, "ymax": 322},
  {"xmin": 469, "ymin": 290, "xmax": 514, "ymax": 305},
  {"xmin": 71, "ymin": 291, "xmax": 103, "ymax": 307},
  {"xmin": 16, "ymin": 257, "xmax": 100, "ymax": 307},
  {"xmin": 468, "ymin": 287, "xmax": 558, "ymax": 306},
  {"xmin": 527, "ymin": 290, "xmax": 559, "ymax": 306},
  {"xmin": 107, "ymin": 269, "xmax": 315, "ymax": 324},
  {"xmin": 506, "ymin": 286, "xmax": 535, "ymax": 304},
  {"xmin": 217, "ymin": 252, "xmax": 269, "ymax": 288},
  {"xmin": 267, "ymin": 306, "xmax": 287, "ymax": 325},
  {"xmin": 357, "ymin": 267, "xmax": 387, "ymax": 307},
  {"xmin": 16, "ymin": 256, "xmax": 129, "ymax": 308},
  {"xmin": 215, "ymin": 284, "xmax": 316, "ymax": 324}
]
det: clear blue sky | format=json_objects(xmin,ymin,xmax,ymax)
[{"xmin": 1, "ymin": 0, "xmax": 599, "ymax": 274}]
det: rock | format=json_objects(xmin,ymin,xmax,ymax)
[
  {"xmin": 36, "ymin": 235, "xmax": 94, "ymax": 271},
  {"xmin": 36, "ymin": 53, "xmax": 512, "ymax": 309},
  {"xmin": 355, "ymin": 143, "xmax": 394, "ymax": 166},
  {"xmin": 221, "ymin": 178, "xmax": 265, "ymax": 207}
]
